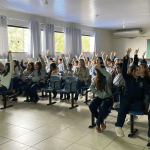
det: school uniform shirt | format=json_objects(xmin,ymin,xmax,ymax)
[
  {"xmin": 105, "ymin": 66, "xmax": 116, "ymax": 74},
  {"xmin": 72, "ymin": 66, "xmax": 77, "ymax": 72},
  {"xmin": 13, "ymin": 66, "xmax": 20, "ymax": 77},
  {"xmin": 62, "ymin": 70, "xmax": 74, "ymax": 80},
  {"xmin": 86, "ymin": 65, "xmax": 92, "ymax": 71},
  {"xmin": 28, "ymin": 57, "xmax": 46, "ymax": 84},
  {"xmin": 90, "ymin": 68, "xmax": 113, "ymax": 99},
  {"xmin": 113, "ymin": 73, "xmax": 125, "ymax": 86},
  {"xmin": 58, "ymin": 63, "xmax": 64, "ymax": 71},
  {"xmin": 0, "ymin": 53, "xmax": 13, "ymax": 89},
  {"xmin": 20, "ymin": 70, "xmax": 33, "ymax": 82},
  {"xmin": 74, "ymin": 66, "xmax": 90, "ymax": 85}
]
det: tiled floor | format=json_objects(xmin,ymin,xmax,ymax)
[{"xmin": 0, "ymin": 94, "xmax": 149, "ymax": 150}]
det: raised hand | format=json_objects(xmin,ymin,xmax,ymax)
[
  {"xmin": 134, "ymin": 48, "xmax": 139, "ymax": 55},
  {"xmin": 142, "ymin": 51, "xmax": 146, "ymax": 59},
  {"xmin": 114, "ymin": 52, "xmax": 116, "ymax": 56},
  {"xmin": 81, "ymin": 51, "xmax": 84, "ymax": 55},
  {"xmin": 46, "ymin": 49, "xmax": 49, "ymax": 55},
  {"xmin": 37, "ymin": 58, "xmax": 39, "ymax": 61},
  {"xmin": 21, "ymin": 58, "xmax": 23, "ymax": 62},
  {"xmin": 126, "ymin": 48, "xmax": 132, "ymax": 56},
  {"xmin": 110, "ymin": 51, "xmax": 113, "ymax": 55},
  {"xmin": 57, "ymin": 55, "xmax": 59, "ymax": 58},
  {"xmin": 68, "ymin": 51, "xmax": 70, "ymax": 55},
  {"xmin": 93, "ymin": 51, "xmax": 95, "ymax": 55},
  {"xmin": 106, "ymin": 54, "xmax": 109, "ymax": 58}
]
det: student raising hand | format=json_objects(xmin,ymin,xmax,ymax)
[
  {"xmin": 38, "ymin": 54, "xmax": 42, "ymax": 59},
  {"xmin": 126, "ymin": 48, "xmax": 132, "ymax": 56}
]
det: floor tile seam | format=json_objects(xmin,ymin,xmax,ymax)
[
  {"xmin": 15, "ymin": 122, "xmax": 50, "ymax": 131},
  {"xmin": 0, "ymin": 138, "xmax": 11, "ymax": 145},
  {"xmin": 103, "ymin": 137, "xmax": 118, "ymax": 150},
  {"xmin": 113, "ymin": 139, "xmax": 146, "ymax": 148},
  {"xmin": 11, "ymin": 135, "xmax": 52, "ymax": 147}
]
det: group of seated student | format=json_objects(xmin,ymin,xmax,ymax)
[
  {"xmin": 88, "ymin": 48, "xmax": 150, "ymax": 147},
  {"xmin": 1, "ymin": 48, "xmax": 150, "ymax": 146}
]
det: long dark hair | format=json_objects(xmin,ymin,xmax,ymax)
[
  {"xmin": 95, "ymin": 68, "xmax": 106, "ymax": 92},
  {"xmin": 13, "ymin": 59, "xmax": 21, "ymax": 70},
  {"xmin": 128, "ymin": 65, "xmax": 139, "ymax": 82},
  {"xmin": 2, "ymin": 63, "xmax": 10, "ymax": 77},
  {"xmin": 50, "ymin": 63, "xmax": 57, "ymax": 70},
  {"xmin": 29, "ymin": 62, "xmax": 34, "ymax": 72},
  {"xmin": 36, "ymin": 61, "xmax": 42, "ymax": 76}
]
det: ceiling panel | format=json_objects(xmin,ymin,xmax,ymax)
[{"xmin": 0, "ymin": 0, "xmax": 150, "ymax": 29}]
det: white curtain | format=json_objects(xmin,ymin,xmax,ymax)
[
  {"xmin": 64, "ymin": 27, "xmax": 82, "ymax": 57},
  {"xmin": 94, "ymin": 32, "xmax": 98, "ymax": 56},
  {"xmin": 28, "ymin": 21, "xmax": 41, "ymax": 58},
  {"xmin": 43, "ymin": 23, "xmax": 55, "ymax": 57},
  {"xmin": 0, "ymin": 16, "xmax": 9, "ymax": 59}
]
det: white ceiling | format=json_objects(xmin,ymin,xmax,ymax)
[{"xmin": 0, "ymin": 0, "xmax": 150, "ymax": 29}]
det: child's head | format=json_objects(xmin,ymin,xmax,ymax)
[
  {"xmin": 96, "ymin": 57, "xmax": 103, "ymax": 65},
  {"xmin": 127, "ymin": 65, "xmax": 140, "ymax": 77},
  {"xmin": 74, "ymin": 60, "xmax": 78, "ymax": 66},
  {"xmin": 13, "ymin": 60, "xmax": 19, "ymax": 67},
  {"xmin": 50, "ymin": 63, "xmax": 57, "ymax": 70},
  {"xmin": 58, "ymin": 59, "xmax": 62, "ymax": 64},
  {"xmin": 27, "ymin": 62, "xmax": 34, "ymax": 71},
  {"xmin": 68, "ymin": 63, "xmax": 73, "ymax": 71},
  {"xmin": 110, "ymin": 61, "xmax": 114, "ymax": 68},
  {"xmin": 114, "ymin": 58, "xmax": 119, "ymax": 64},
  {"xmin": 88, "ymin": 61, "xmax": 91, "ymax": 66},
  {"xmin": 72, "ymin": 57, "xmax": 76, "ymax": 61},
  {"xmin": 106, "ymin": 58, "xmax": 111, "ymax": 65},
  {"xmin": 116, "ymin": 63, "xmax": 122, "ymax": 74},
  {"xmin": 49, "ymin": 58, "xmax": 53, "ymax": 63},
  {"xmin": 79, "ymin": 59, "xmax": 85, "ymax": 67},
  {"xmin": 35, "ymin": 62, "xmax": 42, "ymax": 70},
  {"xmin": 130, "ymin": 58, "xmax": 133, "ymax": 63},
  {"xmin": 139, "ymin": 63, "xmax": 148, "ymax": 75}
]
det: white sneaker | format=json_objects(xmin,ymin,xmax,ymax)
[
  {"xmin": 79, "ymin": 94, "xmax": 83, "ymax": 99},
  {"xmin": 126, "ymin": 115, "xmax": 138, "ymax": 125},
  {"xmin": 113, "ymin": 102, "xmax": 120, "ymax": 109},
  {"xmin": 115, "ymin": 127, "xmax": 124, "ymax": 137},
  {"xmin": 74, "ymin": 100, "xmax": 78, "ymax": 104}
]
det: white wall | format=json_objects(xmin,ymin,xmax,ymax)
[
  {"xmin": 112, "ymin": 28, "xmax": 150, "ymax": 59},
  {"xmin": 0, "ymin": 7, "xmax": 113, "ymax": 62}
]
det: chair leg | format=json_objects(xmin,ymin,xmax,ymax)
[
  {"xmin": 62, "ymin": 94, "xmax": 67, "ymax": 101},
  {"xmin": 128, "ymin": 115, "xmax": 138, "ymax": 137},
  {"xmin": 47, "ymin": 92, "xmax": 56, "ymax": 105},
  {"xmin": 89, "ymin": 113, "xmax": 96, "ymax": 128},
  {"xmin": 69, "ymin": 93, "xmax": 78, "ymax": 109},
  {"xmin": 84, "ymin": 90, "xmax": 91, "ymax": 105},
  {"xmin": 23, "ymin": 94, "xmax": 30, "ymax": 102},
  {"xmin": 1, "ymin": 93, "xmax": 13, "ymax": 109},
  {"xmin": 39, "ymin": 91, "xmax": 48, "ymax": 98}
]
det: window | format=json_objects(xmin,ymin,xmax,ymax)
[
  {"xmin": 82, "ymin": 35, "xmax": 94, "ymax": 52},
  {"xmin": 8, "ymin": 26, "xmax": 29, "ymax": 52},
  {"xmin": 55, "ymin": 32, "xmax": 64, "ymax": 52}
]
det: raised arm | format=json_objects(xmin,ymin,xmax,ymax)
[
  {"xmin": 56, "ymin": 55, "xmax": 59, "ymax": 65},
  {"xmin": 114, "ymin": 52, "xmax": 116, "ymax": 60},
  {"xmin": 91, "ymin": 51, "xmax": 95, "ymax": 61},
  {"xmin": 104, "ymin": 54, "xmax": 109, "ymax": 67},
  {"xmin": 101, "ymin": 51, "xmax": 105, "ymax": 65},
  {"xmin": 62, "ymin": 54, "xmax": 67, "ymax": 70},
  {"xmin": 39, "ymin": 54, "xmax": 46, "ymax": 71},
  {"xmin": 141, "ymin": 51, "xmax": 147, "ymax": 64},
  {"xmin": 133, "ymin": 48, "xmax": 139, "ymax": 66},
  {"xmin": 122, "ymin": 48, "xmax": 132, "ymax": 80}
]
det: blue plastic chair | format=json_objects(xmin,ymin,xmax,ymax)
[
  {"xmin": 81, "ymin": 75, "xmax": 92, "ymax": 105},
  {"xmin": 56, "ymin": 76, "xmax": 79, "ymax": 109},
  {"xmin": 41, "ymin": 75, "xmax": 62, "ymax": 105},
  {"xmin": 0, "ymin": 78, "xmax": 14, "ymax": 109}
]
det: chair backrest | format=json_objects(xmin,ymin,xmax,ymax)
[
  {"xmin": 50, "ymin": 75, "xmax": 62, "ymax": 90},
  {"xmin": 65, "ymin": 76, "xmax": 78, "ymax": 91}
]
